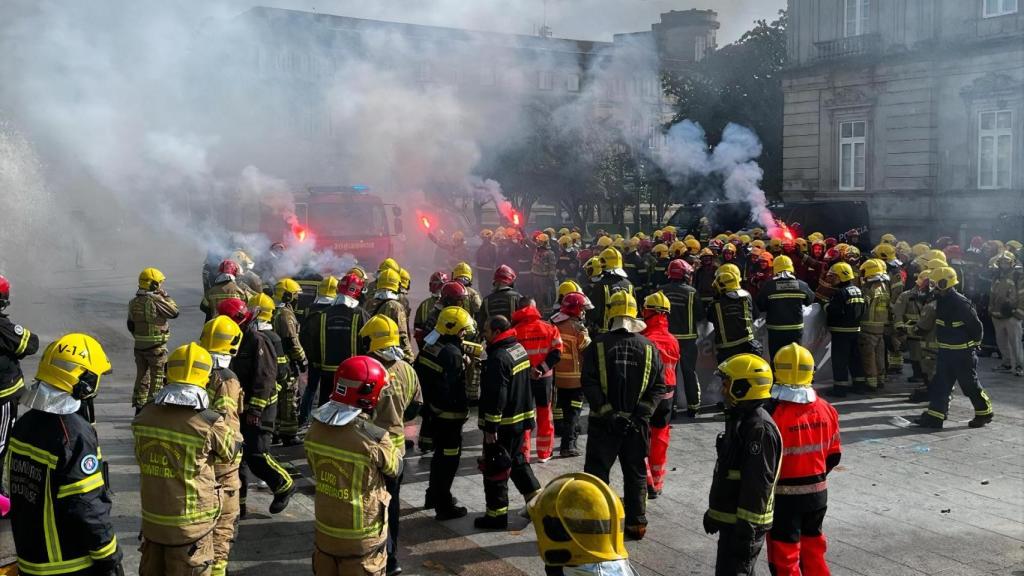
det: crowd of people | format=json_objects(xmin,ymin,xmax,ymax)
[{"xmin": 0, "ymin": 220, "xmax": 1020, "ymax": 575}]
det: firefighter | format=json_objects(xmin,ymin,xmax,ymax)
[
  {"xmin": 906, "ymin": 270, "xmax": 940, "ymax": 400},
  {"xmin": 708, "ymin": 268, "xmax": 760, "ymax": 363},
  {"xmin": 415, "ymin": 271, "xmax": 448, "ymax": 345},
  {"xmin": 581, "ymin": 291, "xmax": 665, "ymax": 541},
  {"xmin": 512, "ymin": 297, "xmax": 563, "ymax": 463},
  {"xmin": 272, "ymin": 278, "xmax": 308, "ymax": 445},
  {"xmin": 415, "ymin": 306, "xmax": 473, "ymax": 520},
  {"xmin": 581, "ymin": 256, "xmax": 602, "ymax": 289},
  {"xmin": 767, "ymin": 344, "xmax": 841, "ymax": 576},
  {"xmin": 989, "ymin": 251, "xmax": 1024, "ymax": 376},
  {"xmin": 370, "ymin": 268, "xmax": 414, "ymax": 362},
  {"xmin": 304, "ymin": 355, "xmax": 399, "ymax": 576},
  {"xmin": 858, "ymin": 259, "xmax": 891, "ymax": 393},
  {"xmin": 551, "ymin": 292, "xmax": 590, "ymax": 458},
  {"xmin": 200, "ymin": 317, "xmax": 245, "ymax": 576},
  {"xmin": 231, "ymin": 250, "xmax": 263, "ymax": 295},
  {"xmin": 694, "ymin": 248, "xmax": 720, "ymax": 306},
  {"xmin": 398, "ymin": 268, "xmax": 413, "ymax": 319},
  {"xmin": 475, "ymin": 315, "xmax": 542, "ymax": 529},
  {"xmin": 556, "ymin": 234, "xmax": 579, "ymax": 280},
  {"xmin": 915, "ymin": 267, "xmax": 995, "ymax": 429},
  {"xmin": 586, "ymin": 248, "xmax": 634, "ymax": 333},
  {"xmin": 756, "ymin": 255, "xmax": 814, "ymax": 360},
  {"xmin": 201, "ymin": 260, "xmax": 250, "ymax": 321},
  {"xmin": 703, "ymin": 353, "xmax": 782, "ymax": 576},
  {"xmin": 0, "ymin": 275, "xmax": 38, "ymax": 472},
  {"xmin": 478, "ymin": 265, "xmax": 522, "ymax": 327},
  {"xmin": 453, "ymin": 262, "xmax": 484, "ymax": 405},
  {"xmin": 300, "ymin": 273, "xmax": 370, "ymax": 423},
  {"xmin": 233, "ymin": 294, "xmax": 295, "ymax": 515},
  {"xmin": 359, "ymin": 315, "xmax": 422, "ymax": 576},
  {"xmin": 8, "ymin": 333, "xmax": 122, "ymax": 576},
  {"xmin": 476, "ymin": 229, "xmax": 498, "ymax": 282},
  {"xmin": 532, "ymin": 234, "xmax": 559, "ymax": 313},
  {"xmin": 823, "ymin": 262, "xmax": 866, "ymax": 398},
  {"xmin": 128, "ymin": 267, "xmax": 180, "ymax": 410},
  {"xmin": 659, "ymin": 259, "xmax": 704, "ymax": 417},
  {"xmin": 875, "ymin": 243, "xmax": 906, "ymax": 375},
  {"xmin": 623, "ymin": 237, "xmax": 646, "ymax": 293},
  {"xmin": 312, "ymin": 276, "xmax": 339, "ymax": 317},
  {"xmin": 640, "ymin": 291, "xmax": 680, "ymax": 499},
  {"xmin": 747, "ymin": 252, "xmax": 774, "ymax": 300},
  {"xmin": 647, "ymin": 243, "xmax": 672, "ymax": 292},
  {"xmin": 893, "ymin": 270, "xmax": 928, "ymax": 384},
  {"xmin": 134, "ymin": 343, "xmax": 239, "ymax": 576}
]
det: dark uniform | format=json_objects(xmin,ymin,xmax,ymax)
[
  {"xmin": 476, "ymin": 240, "xmax": 498, "ymax": 282},
  {"xmin": 478, "ymin": 286, "xmax": 523, "ymax": 327},
  {"xmin": 647, "ymin": 256, "xmax": 671, "ymax": 294},
  {"xmin": 824, "ymin": 282, "xmax": 866, "ymax": 394},
  {"xmin": 300, "ymin": 302, "xmax": 371, "ymax": 414},
  {"xmin": 273, "ymin": 303, "xmax": 307, "ymax": 442},
  {"xmin": 415, "ymin": 335, "xmax": 468, "ymax": 516},
  {"xmin": 708, "ymin": 290, "xmax": 759, "ymax": 363},
  {"xmin": 585, "ymin": 274, "xmax": 634, "ymax": 333},
  {"xmin": 292, "ymin": 274, "xmax": 324, "ymax": 323},
  {"xmin": 704, "ymin": 402, "xmax": 782, "ymax": 576},
  {"xmin": 581, "ymin": 329, "xmax": 666, "ymax": 529},
  {"xmin": 925, "ymin": 289, "xmax": 994, "ymax": 423},
  {"xmin": 755, "ymin": 275, "xmax": 814, "ymax": 360},
  {"xmin": 660, "ymin": 280, "xmax": 705, "ymax": 414},
  {"xmin": 556, "ymin": 247, "xmax": 579, "ymax": 281},
  {"xmin": 0, "ymin": 312, "xmax": 38, "ymax": 472},
  {"xmin": 623, "ymin": 250, "xmax": 647, "ymax": 295}
]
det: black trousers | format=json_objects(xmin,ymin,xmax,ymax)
[
  {"xmin": 716, "ymin": 524, "xmax": 767, "ymax": 576},
  {"xmin": 0, "ymin": 401, "xmax": 16, "ymax": 488},
  {"xmin": 385, "ymin": 461, "xmax": 404, "ymax": 570},
  {"xmin": 428, "ymin": 418, "xmax": 465, "ymax": 511},
  {"xmin": 556, "ymin": 388, "xmax": 584, "ymax": 450},
  {"xmin": 584, "ymin": 417, "xmax": 650, "ymax": 526},
  {"xmin": 928, "ymin": 350, "xmax": 993, "ymax": 419},
  {"xmin": 676, "ymin": 338, "xmax": 701, "ymax": 411},
  {"xmin": 240, "ymin": 406, "xmax": 292, "ymax": 502},
  {"xmin": 483, "ymin": 428, "xmax": 541, "ymax": 517},
  {"xmin": 767, "ymin": 329, "xmax": 803, "ymax": 363},
  {"xmin": 829, "ymin": 331, "xmax": 863, "ymax": 388}
]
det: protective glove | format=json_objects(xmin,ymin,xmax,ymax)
[
  {"xmin": 610, "ymin": 414, "xmax": 634, "ymax": 436},
  {"xmin": 245, "ymin": 409, "xmax": 262, "ymax": 428},
  {"xmin": 702, "ymin": 511, "xmax": 719, "ymax": 535}
]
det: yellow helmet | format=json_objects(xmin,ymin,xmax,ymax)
[
  {"xmin": 880, "ymin": 233, "xmax": 896, "ymax": 245},
  {"xmin": 538, "ymin": 233, "xmax": 552, "ymax": 245},
  {"xmin": 248, "ymin": 293, "xmax": 275, "ymax": 322},
  {"xmin": 480, "ymin": 228, "xmax": 494, "ymax": 239},
  {"xmin": 274, "ymin": 278, "xmax": 301, "ymax": 303},
  {"xmin": 872, "ymin": 244, "xmax": 896, "ymax": 262},
  {"xmin": 917, "ymin": 269, "xmax": 932, "ymax": 285},
  {"xmin": 599, "ymin": 248, "xmax": 623, "ymax": 271},
  {"xmin": 719, "ymin": 263, "xmax": 741, "ymax": 278},
  {"xmin": 1007, "ymin": 240, "xmax": 1023, "ymax": 252},
  {"xmin": 664, "ymin": 225, "xmax": 677, "ymax": 234},
  {"xmin": 138, "ymin": 267, "xmax": 166, "ymax": 290},
  {"xmin": 230, "ymin": 250, "xmax": 253, "ymax": 271},
  {"xmin": 359, "ymin": 315, "xmax": 400, "ymax": 352},
  {"xmin": 347, "ymin": 266, "xmax": 367, "ymax": 280},
  {"xmin": 399, "ymin": 268, "xmax": 411, "ymax": 292},
  {"xmin": 773, "ymin": 255, "xmax": 795, "ymax": 275},
  {"xmin": 36, "ymin": 333, "xmax": 112, "ymax": 396},
  {"xmin": 545, "ymin": 227, "xmax": 557, "ymax": 236},
  {"xmin": 558, "ymin": 227, "xmax": 571, "ymax": 236},
  {"xmin": 379, "ymin": 258, "xmax": 400, "ymax": 273},
  {"xmin": 670, "ymin": 240, "xmax": 687, "ymax": 257},
  {"xmin": 896, "ymin": 241, "xmax": 912, "ymax": 254},
  {"xmin": 558, "ymin": 280, "xmax": 583, "ymax": 300},
  {"xmin": 925, "ymin": 249, "xmax": 947, "ymax": 264},
  {"xmin": 773, "ymin": 343, "xmax": 814, "ymax": 387},
  {"xmin": 596, "ymin": 236, "xmax": 613, "ymax": 248},
  {"xmin": 606, "ymin": 291, "xmax": 638, "ymax": 319},
  {"xmin": 558, "ymin": 235, "xmax": 573, "ymax": 248},
  {"xmin": 752, "ymin": 227, "xmax": 765, "ymax": 238},
  {"xmin": 652, "ymin": 244, "xmax": 670, "ymax": 258},
  {"xmin": 166, "ymin": 342, "xmax": 213, "ymax": 389},
  {"xmin": 583, "ymin": 257, "xmax": 603, "ymax": 279},
  {"xmin": 530, "ymin": 472, "xmax": 627, "ymax": 568},
  {"xmin": 436, "ymin": 306, "xmax": 474, "ymax": 336},
  {"xmin": 570, "ymin": 232, "xmax": 582, "ymax": 241},
  {"xmin": 452, "ymin": 262, "xmax": 473, "ymax": 282},
  {"xmin": 717, "ymin": 353, "xmax": 773, "ymax": 406},
  {"xmin": 807, "ymin": 232, "xmax": 824, "ymax": 243},
  {"xmin": 714, "ymin": 269, "xmax": 741, "ymax": 292},
  {"xmin": 376, "ymin": 268, "xmax": 401, "ymax": 292},
  {"xmin": 318, "ymin": 276, "xmax": 338, "ymax": 299},
  {"xmin": 860, "ymin": 258, "xmax": 886, "ymax": 279},
  {"xmin": 828, "ymin": 262, "xmax": 855, "ymax": 282},
  {"xmin": 751, "ymin": 239, "xmax": 766, "ymax": 250},
  {"xmin": 200, "ymin": 316, "xmax": 243, "ymax": 356},
  {"xmin": 931, "ymin": 266, "xmax": 959, "ymax": 291},
  {"xmin": 911, "ymin": 243, "xmax": 930, "ymax": 257},
  {"xmin": 684, "ymin": 238, "xmax": 701, "ymax": 251},
  {"xmin": 769, "ymin": 238, "xmax": 783, "ymax": 251},
  {"xmin": 627, "ymin": 237, "xmax": 641, "ymax": 249},
  {"xmin": 924, "ymin": 257, "xmax": 946, "ymax": 271},
  {"xmin": 643, "ymin": 291, "xmax": 671, "ymax": 314},
  {"xmin": 739, "ymin": 234, "xmax": 751, "ymax": 245}
]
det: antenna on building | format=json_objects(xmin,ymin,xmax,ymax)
[{"xmin": 538, "ymin": 0, "xmax": 553, "ymax": 38}]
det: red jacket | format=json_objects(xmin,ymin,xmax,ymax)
[
  {"xmin": 771, "ymin": 393, "xmax": 841, "ymax": 498},
  {"xmin": 512, "ymin": 306, "xmax": 563, "ymax": 378},
  {"xmin": 641, "ymin": 314, "xmax": 679, "ymax": 388}
]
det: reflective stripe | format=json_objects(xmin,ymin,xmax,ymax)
[
  {"xmin": 639, "ymin": 345, "xmax": 653, "ymax": 397},
  {"xmin": 707, "ymin": 508, "xmax": 736, "ymax": 524},
  {"xmin": 9, "ymin": 439, "xmax": 59, "ymax": 467},
  {"xmin": 56, "ymin": 472, "xmax": 104, "ymax": 498},
  {"xmin": 767, "ymin": 324, "xmax": 804, "ymax": 331},
  {"xmin": 264, "ymin": 453, "xmax": 294, "ymax": 493},
  {"xmin": 419, "ymin": 358, "xmax": 444, "ymax": 373},
  {"xmin": 131, "ymin": 424, "xmax": 206, "ymax": 448},
  {"xmin": 89, "ymin": 536, "xmax": 118, "ymax": 560},
  {"xmin": 829, "ymin": 327, "xmax": 861, "ymax": 333},
  {"xmin": 17, "ymin": 555, "xmax": 93, "ymax": 575},
  {"xmin": 597, "ymin": 343, "xmax": 608, "ymax": 395},
  {"xmin": 213, "ymin": 395, "xmax": 237, "ymax": 411},
  {"xmin": 315, "ymin": 519, "xmax": 383, "ymax": 540},
  {"xmin": 305, "ymin": 440, "xmax": 371, "ymax": 465},
  {"xmin": 14, "ymin": 329, "xmax": 31, "ymax": 355},
  {"xmin": 926, "ymin": 409, "xmax": 946, "ymax": 420},
  {"xmin": 775, "ymin": 481, "xmax": 828, "ymax": 495},
  {"xmin": 736, "ymin": 507, "xmax": 773, "ymax": 525},
  {"xmin": 43, "ymin": 472, "xmax": 60, "ymax": 562},
  {"xmin": 442, "ymin": 448, "xmax": 460, "ymax": 456},
  {"xmin": 570, "ymin": 400, "xmax": 584, "ymax": 408},
  {"xmin": 937, "ymin": 341, "xmax": 980, "ymax": 350},
  {"xmin": 782, "ymin": 442, "xmax": 826, "ymax": 456},
  {"xmin": 512, "ymin": 361, "xmax": 531, "ymax": 375},
  {"xmin": 725, "ymin": 469, "xmax": 741, "ymax": 480},
  {"xmin": 486, "ymin": 507, "xmax": 508, "ymax": 517},
  {"xmin": 0, "ymin": 377, "xmax": 25, "ymax": 398},
  {"xmin": 767, "ymin": 293, "xmax": 807, "ymax": 300}
]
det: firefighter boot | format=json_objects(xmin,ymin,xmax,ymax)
[
  {"xmin": 913, "ymin": 412, "xmax": 944, "ymax": 429},
  {"xmin": 474, "ymin": 514, "xmax": 508, "ymax": 530},
  {"xmin": 968, "ymin": 414, "xmax": 993, "ymax": 428},
  {"xmin": 270, "ymin": 484, "xmax": 295, "ymax": 514}
]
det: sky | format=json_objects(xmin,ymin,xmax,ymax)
[{"xmin": 216, "ymin": 0, "xmax": 788, "ymax": 45}]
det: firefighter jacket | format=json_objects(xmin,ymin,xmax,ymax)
[
  {"xmin": 305, "ymin": 415, "xmax": 398, "ymax": 557},
  {"xmin": 273, "ymin": 303, "xmax": 307, "ymax": 368},
  {"xmin": 910, "ymin": 297, "xmax": 939, "ymax": 351},
  {"xmin": 478, "ymin": 331, "xmax": 535, "ymax": 434},
  {"xmin": 755, "ymin": 275, "xmax": 814, "ymax": 331},
  {"xmin": 208, "ymin": 364, "xmax": 244, "ymax": 489},
  {"xmin": 232, "ymin": 325, "xmax": 281, "ymax": 413},
  {"xmin": 476, "ymin": 241, "xmax": 497, "ymax": 278},
  {"xmin": 647, "ymin": 257, "xmax": 671, "ymax": 290},
  {"xmin": 0, "ymin": 313, "xmax": 38, "ymax": 404},
  {"xmin": 415, "ymin": 294, "xmax": 440, "ymax": 342},
  {"xmin": 553, "ymin": 318, "xmax": 590, "ymax": 390},
  {"xmin": 707, "ymin": 291, "xmax": 757, "ymax": 350},
  {"xmin": 462, "ymin": 286, "xmax": 484, "ymax": 319},
  {"xmin": 373, "ymin": 298, "xmax": 414, "ymax": 360},
  {"xmin": 586, "ymin": 274, "xmax": 634, "ymax": 333},
  {"xmin": 893, "ymin": 289, "xmax": 926, "ymax": 337},
  {"xmin": 478, "ymin": 287, "xmax": 522, "ymax": 327},
  {"xmin": 302, "ymin": 302, "xmax": 371, "ymax": 372},
  {"xmin": 659, "ymin": 281, "xmax": 705, "ymax": 340},
  {"xmin": 293, "ymin": 275, "xmax": 324, "ymax": 321},
  {"xmin": 814, "ymin": 270, "xmax": 837, "ymax": 304},
  {"xmin": 415, "ymin": 336, "xmax": 468, "ymax": 421},
  {"xmin": 372, "ymin": 357, "xmax": 422, "ymax": 457},
  {"xmin": 989, "ymin": 273, "xmax": 1024, "ymax": 320},
  {"xmin": 127, "ymin": 290, "xmax": 179, "ymax": 350},
  {"xmin": 935, "ymin": 289, "xmax": 984, "ymax": 351},
  {"xmin": 201, "ymin": 278, "xmax": 250, "ymax": 320},
  {"xmin": 532, "ymin": 248, "xmax": 557, "ymax": 278},
  {"xmin": 693, "ymin": 264, "xmax": 719, "ymax": 304},
  {"xmin": 768, "ymin": 395, "xmax": 840, "ymax": 508},
  {"xmin": 239, "ymin": 270, "xmax": 263, "ymax": 295},
  {"xmin": 514, "ymin": 242, "xmax": 534, "ymax": 279},
  {"xmin": 511, "ymin": 306, "xmax": 563, "ymax": 377},
  {"xmin": 860, "ymin": 280, "xmax": 891, "ymax": 335},
  {"xmin": 556, "ymin": 248, "xmax": 579, "ymax": 280},
  {"xmin": 7, "ymin": 409, "xmax": 121, "ymax": 575},
  {"xmin": 580, "ymin": 330, "xmax": 666, "ymax": 424},
  {"xmin": 623, "ymin": 251, "xmax": 646, "ymax": 289},
  {"xmin": 706, "ymin": 401, "xmax": 782, "ymax": 541},
  {"xmin": 824, "ymin": 282, "xmax": 865, "ymax": 333},
  {"xmin": 641, "ymin": 315, "xmax": 679, "ymax": 389},
  {"xmin": 800, "ymin": 255, "xmax": 824, "ymax": 291},
  {"xmin": 261, "ymin": 324, "xmax": 289, "ymax": 387},
  {"xmin": 132, "ymin": 403, "xmax": 239, "ymax": 545}
]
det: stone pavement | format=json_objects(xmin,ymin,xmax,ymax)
[{"xmin": 11, "ymin": 276, "xmax": 1024, "ymax": 575}]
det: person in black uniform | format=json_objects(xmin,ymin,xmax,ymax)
[
  {"xmin": 703, "ymin": 353, "xmax": 782, "ymax": 576},
  {"xmin": 476, "ymin": 229, "xmax": 498, "ymax": 282},
  {"xmin": 622, "ymin": 238, "xmax": 647, "ymax": 296},
  {"xmin": 707, "ymin": 268, "xmax": 760, "ymax": 363},
  {"xmin": 478, "ymin": 265, "xmax": 523, "ymax": 327},
  {"xmin": 8, "ymin": 333, "xmax": 123, "ymax": 576},
  {"xmin": 586, "ymin": 248, "xmax": 634, "ymax": 333},
  {"xmin": 581, "ymin": 291, "xmax": 665, "ymax": 541},
  {"xmin": 415, "ymin": 306, "xmax": 474, "ymax": 520},
  {"xmin": 474, "ymin": 315, "xmax": 542, "ymax": 530},
  {"xmin": 659, "ymin": 259, "xmax": 705, "ymax": 417},
  {"xmin": 823, "ymin": 262, "xmax": 866, "ymax": 398},
  {"xmin": 756, "ymin": 255, "xmax": 815, "ymax": 360},
  {"xmin": 0, "ymin": 275, "xmax": 38, "ymax": 476},
  {"xmin": 915, "ymin": 266, "xmax": 995, "ymax": 429}
]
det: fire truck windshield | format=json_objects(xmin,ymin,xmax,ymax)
[{"xmin": 308, "ymin": 203, "xmax": 388, "ymax": 237}]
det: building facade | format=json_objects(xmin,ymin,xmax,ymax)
[{"xmin": 782, "ymin": 0, "xmax": 1024, "ymax": 241}]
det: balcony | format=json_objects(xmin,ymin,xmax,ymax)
[{"xmin": 814, "ymin": 34, "xmax": 882, "ymax": 61}]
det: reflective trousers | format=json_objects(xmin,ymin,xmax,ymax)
[
  {"xmin": 134, "ymin": 345, "xmax": 167, "ymax": 408},
  {"xmin": 646, "ymin": 397, "xmax": 673, "ymax": 492},
  {"xmin": 766, "ymin": 496, "xmax": 829, "ymax": 576},
  {"xmin": 211, "ymin": 485, "xmax": 240, "ymax": 576},
  {"xmin": 556, "ymin": 387, "xmax": 584, "ymax": 452},
  {"xmin": 926, "ymin": 350, "xmax": 993, "ymax": 420},
  {"xmin": 240, "ymin": 414, "xmax": 293, "ymax": 507},
  {"xmin": 522, "ymin": 376, "xmax": 554, "ymax": 461},
  {"xmin": 139, "ymin": 533, "xmax": 215, "ymax": 576},
  {"xmin": 858, "ymin": 332, "xmax": 886, "ymax": 389},
  {"xmin": 584, "ymin": 417, "xmax": 650, "ymax": 527},
  {"xmin": 275, "ymin": 374, "xmax": 299, "ymax": 439},
  {"xmin": 483, "ymin": 428, "xmax": 540, "ymax": 518},
  {"xmin": 385, "ymin": 462, "xmax": 404, "ymax": 572},
  {"xmin": 992, "ymin": 317, "xmax": 1024, "ymax": 369}
]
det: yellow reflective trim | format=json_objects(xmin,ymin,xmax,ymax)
[
  {"xmin": 486, "ymin": 507, "xmax": 509, "ymax": 517},
  {"xmin": 56, "ymin": 472, "xmax": 104, "ymax": 499},
  {"xmin": 14, "ymin": 329, "xmax": 31, "ymax": 355},
  {"xmin": 926, "ymin": 409, "xmax": 946, "ymax": 420},
  {"xmin": 512, "ymin": 361, "xmax": 531, "ymax": 375},
  {"xmin": 707, "ymin": 508, "xmax": 736, "ymax": 524},
  {"xmin": 829, "ymin": 327, "xmax": 861, "ymax": 333},
  {"xmin": 597, "ymin": 343, "xmax": 608, "ymax": 395},
  {"xmin": 483, "ymin": 413, "xmax": 502, "ymax": 423},
  {"xmin": 212, "ymin": 395, "xmax": 237, "ymax": 411},
  {"xmin": 419, "ymin": 357, "xmax": 444, "ymax": 373},
  {"xmin": 89, "ymin": 536, "xmax": 118, "ymax": 560},
  {"xmin": 0, "ymin": 377, "xmax": 25, "ymax": 398},
  {"xmin": 142, "ymin": 506, "xmax": 220, "ymax": 527},
  {"xmin": 9, "ymin": 439, "xmax": 59, "ymax": 467},
  {"xmin": 17, "ymin": 554, "xmax": 93, "ymax": 575},
  {"xmin": 500, "ymin": 410, "xmax": 535, "ymax": 426},
  {"xmin": 305, "ymin": 440, "xmax": 371, "ymax": 465},
  {"xmin": 131, "ymin": 424, "xmax": 206, "ymax": 448},
  {"xmin": 442, "ymin": 448, "xmax": 460, "ymax": 456},
  {"xmin": 639, "ymin": 345, "xmax": 653, "ymax": 396},
  {"xmin": 767, "ymin": 324, "xmax": 804, "ymax": 330},
  {"xmin": 736, "ymin": 507, "xmax": 773, "ymax": 525},
  {"xmin": 725, "ymin": 469, "xmax": 740, "ymax": 480},
  {"xmin": 44, "ymin": 472, "xmax": 60, "ymax": 562},
  {"xmin": 315, "ymin": 519, "xmax": 383, "ymax": 540},
  {"xmin": 264, "ymin": 453, "xmax": 294, "ymax": 493}
]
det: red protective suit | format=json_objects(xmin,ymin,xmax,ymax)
[{"xmin": 640, "ymin": 314, "xmax": 680, "ymax": 492}]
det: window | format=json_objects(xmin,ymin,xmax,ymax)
[
  {"xmin": 844, "ymin": 0, "xmax": 870, "ymax": 37},
  {"xmin": 984, "ymin": 0, "xmax": 1018, "ymax": 17},
  {"xmin": 839, "ymin": 121, "xmax": 866, "ymax": 190},
  {"xmin": 567, "ymin": 73, "xmax": 580, "ymax": 92},
  {"xmin": 647, "ymin": 121, "xmax": 660, "ymax": 150},
  {"xmin": 979, "ymin": 110, "xmax": 1013, "ymax": 189},
  {"xmin": 695, "ymin": 35, "xmax": 708, "ymax": 62},
  {"xmin": 538, "ymin": 71, "xmax": 554, "ymax": 91}
]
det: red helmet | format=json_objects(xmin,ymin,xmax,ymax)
[
  {"xmin": 970, "ymin": 236, "xmax": 984, "ymax": 249},
  {"xmin": 660, "ymin": 231, "xmax": 674, "ymax": 243},
  {"xmin": 217, "ymin": 297, "xmax": 251, "ymax": 325},
  {"xmin": 943, "ymin": 245, "xmax": 963, "ymax": 260},
  {"xmin": 218, "ymin": 259, "xmax": 240, "ymax": 276},
  {"xmin": 331, "ymin": 355, "xmax": 389, "ymax": 410},
  {"xmin": 440, "ymin": 281, "xmax": 468, "ymax": 305},
  {"xmin": 824, "ymin": 248, "xmax": 840, "ymax": 262},
  {"xmin": 825, "ymin": 237, "xmax": 838, "ymax": 248},
  {"xmin": 428, "ymin": 271, "xmax": 449, "ymax": 294},
  {"xmin": 559, "ymin": 292, "xmax": 587, "ymax": 318},
  {"xmin": 0, "ymin": 275, "xmax": 9, "ymax": 308},
  {"xmin": 493, "ymin": 265, "xmax": 517, "ymax": 286},
  {"xmin": 666, "ymin": 259, "xmax": 693, "ymax": 280},
  {"xmin": 338, "ymin": 273, "xmax": 365, "ymax": 299}
]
